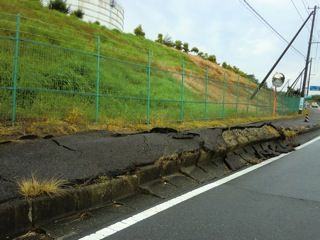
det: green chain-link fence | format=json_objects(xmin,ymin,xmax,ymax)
[{"xmin": 0, "ymin": 14, "xmax": 300, "ymax": 126}]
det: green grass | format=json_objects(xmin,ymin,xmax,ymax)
[{"xmin": 0, "ymin": 0, "xmax": 300, "ymax": 126}]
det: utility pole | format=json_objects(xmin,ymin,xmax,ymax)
[
  {"xmin": 287, "ymin": 68, "xmax": 304, "ymax": 95},
  {"xmin": 280, "ymin": 79, "xmax": 290, "ymax": 92},
  {"xmin": 307, "ymin": 58, "xmax": 313, "ymax": 96},
  {"xmin": 300, "ymin": 6, "xmax": 316, "ymax": 112},
  {"xmin": 250, "ymin": 11, "xmax": 313, "ymax": 99}
]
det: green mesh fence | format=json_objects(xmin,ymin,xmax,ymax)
[
  {"xmin": 0, "ymin": 36, "xmax": 14, "ymax": 123},
  {"xmin": 16, "ymin": 39, "xmax": 97, "ymax": 122},
  {"xmin": 0, "ymin": 14, "xmax": 300, "ymax": 126},
  {"xmin": 99, "ymin": 55, "xmax": 148, "ymax": 123}
]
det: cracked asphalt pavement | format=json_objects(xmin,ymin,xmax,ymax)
[
  {"xmin": 0, "ymin": 111, "xmax": 319, "ymax": 203},
  {"xmin": 94, "ymin": 134, "xmax": 320, "ymax": 240},
  {"xmin": 0, "ymin": 130, "xmax": 213, "ymax": 203}
]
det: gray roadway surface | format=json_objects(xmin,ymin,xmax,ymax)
[{"xmin": 100, "ymin": 134, "xmax": 320, "ymax": 240}]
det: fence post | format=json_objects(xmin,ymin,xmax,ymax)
[
  {"xmin": 179, "ymin": 60, "xmax": 185, "ymax": 122},
  {"xmin": 269, "ymin": 89, "xmax": 273, "ymax": 116},
  {"xmin": 246, "ymin": 95, "xmax": 250, "ymax": 115},
  {"xmin": 11, "ymin": 14, "xmax": 21, "ymax": 126},
  {"xmin": 277, "ymin": 92, "xmax": 280, "ymax": 115},
  {"xmin": 146, "ymin": 49, "xmax": 152, "ymax": 124},
  {"xmin": 279, "ymin": 93, "xmax": 282, "ymax": 115},
  {"xmin": 235, "ymin": 75, "xmax": 240, "ymax": 118},
  {"xmin": 204, "ymin": 67, "xmax": 209, "ymax": 120},
  {"xmin": 95, "ymin": 35, "xmax": 101, "ymax": 123},
  {"xmin": 222, "ymin": 71, "xmax": 227, "ymax": 119},
  {"xmin": 256, "ymin": 97, "xmax": 258, "ymax": 116},
  {"xmin": 284, "ymin": 95, "xmax": 287, "ymax": 114}
]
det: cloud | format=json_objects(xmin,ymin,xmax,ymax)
[
  {"xmin": 253, "ymin": 0, "xmax": 289, "ymax": 7},
  {"xmin": 252, "ymin": 39, "xmax": 277, "ymax": 55},
  {"xmin": 121, "ymin": 0, "xmax": 315, "ymax": 82}
]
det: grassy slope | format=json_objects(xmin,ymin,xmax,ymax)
[{"xmin": 0, "ymin": 0, "xmax": 286, "ymax": 125}]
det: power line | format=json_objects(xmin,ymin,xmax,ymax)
[
  {"xmin": 313, "ymin": 33, "xmax": 320, "ymax": 75},
  {"xmin": 309, "ymin": 0, "xmax": 320, "ymax": 78},
  {"xmin": 240, "ymin": 0, "xmax": 306, "ymax": 58},
  {"xmin": 291, "ymin": 0, "xmax": 314, "ymax": 39},
  {"xmin": 301, "ymin": 0, "xmax": 320, "ymax": 40},
  {"xmin": 296, "ymin": 0, "xmax": 315, "ymax": 30},
  {"xmin": 301, "ymin": 0, "xmax": 310, "ymax": 13},
  {"xmin": 313, "ymin": 9, "xmax": 320, "ymax": 75},
  {"xmin": 291, "ymin": 0, "xmax": 307, "ymax": 22}
]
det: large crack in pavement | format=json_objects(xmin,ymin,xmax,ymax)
[{"xmin": 51, "ymin": 139, "xmax": 81, "ymax": 153}]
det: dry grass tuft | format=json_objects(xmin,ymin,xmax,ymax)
[
  {"xmin": 17, "ymin": 175, "xmax": 68, "ymax": 198},
  {"xmin": 64, "ymin": 108, "xmax": 88, "ymax": 125},
  {"xmin": 281, "ymin": 128, "xmax": 297, "ymax": 138}
]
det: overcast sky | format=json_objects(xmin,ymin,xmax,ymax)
[{"xmin": 121, "ymin": 0, "xmax": 320, "ymax": 88}]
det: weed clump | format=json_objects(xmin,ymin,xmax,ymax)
[{"xmin": 17, "ymin": 175, "xmax": 68, "ymax": 198}]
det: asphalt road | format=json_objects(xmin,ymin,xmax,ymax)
[{"xmin": 92, "ymin": 136, "xmax": 320, "ymax": 240}]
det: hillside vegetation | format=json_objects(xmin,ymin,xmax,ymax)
[{"xmin": 0, "ymin": 0, "xmax": 295, "ymax": 126}]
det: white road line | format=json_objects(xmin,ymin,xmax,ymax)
[
  {"xmin": 295, "ymin": 135, "xmax": 320, "ymax": 150},
  {"xmin": 78, "ymin": 136, "xmax": 320, "ymax": 240}
]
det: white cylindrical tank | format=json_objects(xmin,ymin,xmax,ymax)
[{"xmin": 42, "ymin": 0, "xmax": 124, "ymax": 31}]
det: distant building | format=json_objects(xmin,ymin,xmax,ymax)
[{"xmin": 42, "ymin": 0, "xmax": 124, "ymax": 31}]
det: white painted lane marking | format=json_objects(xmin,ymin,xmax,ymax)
[
  {"xmin": 95, "ymin": 228, "xmax": 115, "ymax": 238},
  {"xmin": 295, "ymin": 135, "xmax": 320, "ymax": 150},
  {"xmin": 107, "ymin": 222, "xmax": 128, "ymax": 232},
  {"xmin": 78, "ymin": 136, "xmax": 320, "ymax": 240}
]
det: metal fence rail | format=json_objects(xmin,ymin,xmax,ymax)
[{"xmin": 0, "ymin": 14, "xmax": 300, "ymax": 126}]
